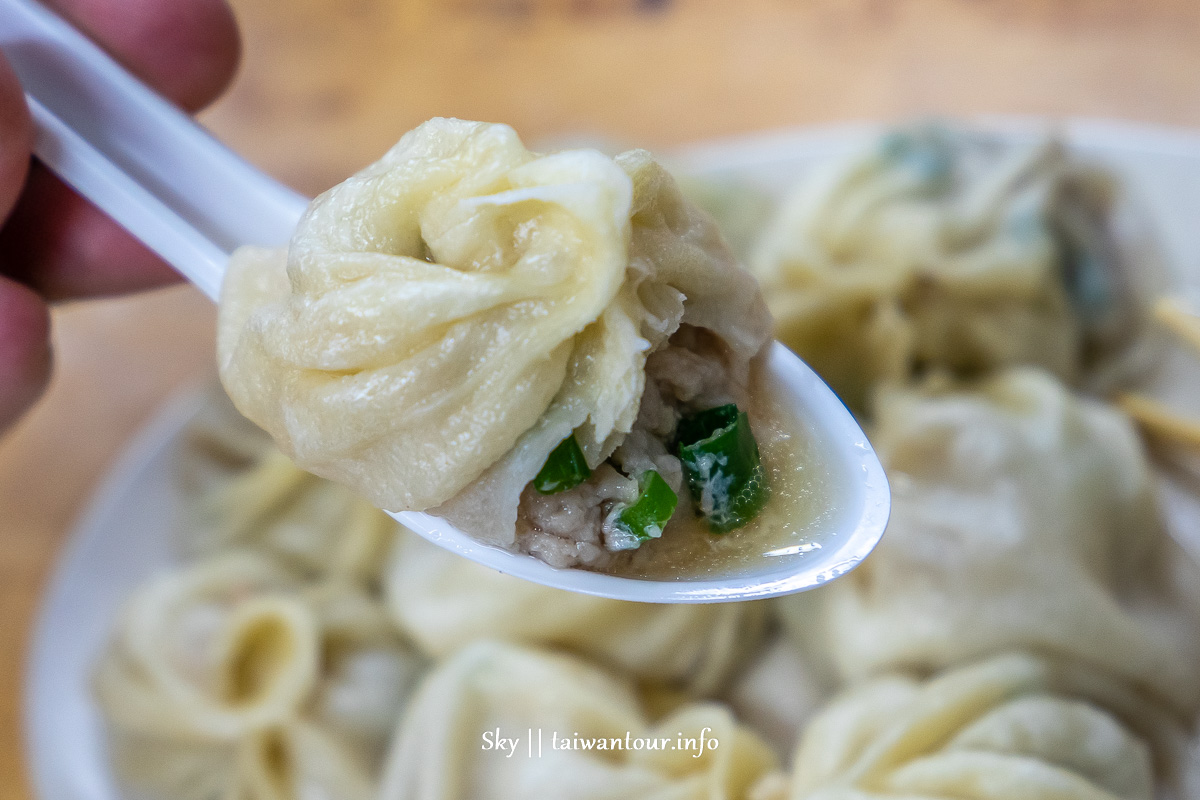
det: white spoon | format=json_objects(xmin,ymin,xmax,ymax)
[{"xmin": 0, "ymin": 0, "xmax": 889, "ymax": 603}]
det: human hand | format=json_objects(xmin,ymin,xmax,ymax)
[{"xmin": 0, "ymin": 0, "xmax": 239, "ymax": 430}]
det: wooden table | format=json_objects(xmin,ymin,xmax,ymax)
[{"xmin": 3, "ymin": 0, "xmax": 1200, "ymax": 795}]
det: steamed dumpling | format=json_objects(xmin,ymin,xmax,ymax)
[
  {"xmin": 787, "ymin": 653, "xmax": 1193, "ymax": 800},
  {"xmin": 751, "ymin": 125, "xmax": 1134, "ymax": 412},
  {"xmin": 378, "ymin": 640, "xmax": 778, "ymax": 800},
  {"xmin": 94, "ymin": 554, "xmax": 423, "ymax": 799},
  {"xmin": 436, "ymin": 146, "xmax": 771, "ymax": 550},
  {"xmin": 94, "ymin": 554, "xmax": 320, "ymax": 739},
  {"xmin": 384, "ymin": 529, "xmax": 768, "ymax": 694},
  {"xmin": 219, "ymin": 119, "xmax": 632, "ymax": 515},
  {"xmin": 218, "ymin": 118, "xmax": 770, "ymax": 549},
  {"xmin": 778, "ymin": 368, "xmax": 1200, "ymax": 712},
  {"xmin": 105, "ymin": 719, "xmax": 376, "ymax": 800}
]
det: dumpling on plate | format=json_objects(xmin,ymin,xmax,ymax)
[
  {"xmin": 217, "ymin": 118, "xmax": 792, "ymax": 574},
  {"xmin": 100, "ymin": 719, "xmax": 376, "ymax": 800},
  {"xmin": 751, "ymin": 124, "xmax": 1147, "ymax": 413},
  {"xmin": 384, "ymin": 529, "xmax": 768, "ymax": 695},
  {"xmin": 777, "ymin": 368, "xmax": 1200, "ymax": 713},
  {"xmin": 94, "ymin": 554, "xmax": 320, "ymax": 739},
  {"xmin": 93, "ymin": 553, "xmax": 422, "ymax": 799},
  {"xmin": 377, "ymin": 640, "xmax": 778, "ymax": 800},
  {"xmin": 784, "ymin": 653, "xmax": 1194, "ymax": 800}
]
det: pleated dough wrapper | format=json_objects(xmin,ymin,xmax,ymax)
[
  {"xmin": 218, "ymin": 119, "xmax": 770, "ymax": 546},
  {"xmin": 751, "ymin": 125, "xmax": 1141, "ymax": 412},
  {"xmin": 787, "ymin": 653, "xmax": 1194, "ymax": 800},
  {"xmin": 94, "ymin": 554, "xmax": 419, "ymax": 799},
  {"xmin": 107, "ymin": 719, "xmax": 375, "ymax": 800},
  {"xmin": 378, "ymin": 640, "xmax": 777, "ymax": 800},
  {"xmin": 384, "ymin": 529, "xmax": 767, "ymax": 695},
  {"xmin": 94, "ymin": 553, "xmax": 320, "ymax": 739},
  {"xmin": 778, "ymin": 368, "xmax": 1200, "ymax": 712},
  {"xmin": 178, "ymin": 387, "xmax": 396, "ymax": 584}
]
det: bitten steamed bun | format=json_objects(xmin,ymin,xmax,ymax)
[{"xmin": 218, "ymin": 119, "xmax": 770, "ymax": 550}]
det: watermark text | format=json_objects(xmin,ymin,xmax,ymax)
[{"xmin": 481, "ymin": 727, "xmax": 719, "ymax": 758}]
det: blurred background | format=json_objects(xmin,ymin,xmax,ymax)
[{"xmin": 3, "ymin": 0, "xmax": 1200, "ymax": 796}]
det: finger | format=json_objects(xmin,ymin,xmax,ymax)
[
  {"xmin": 0, "ymin": 54, "xmax": 33, "ymax": 223},
  {"xmin": 0, "ymin": 165, "xmax": 180, "ymax": 298},
  {"xmin": 0, "ymin": 57, "xmax": 47, "ymax": 428},
  {"xmin": 0, "ymin": 0, "xmax": 242, "ymax": 299},
  {"xmin": 45, "ymin": 0, "xmax": 241, "ymax": 112},
  {"xmin": 0, "ymin": 275, "xmax": 51, "ymax": 430}
]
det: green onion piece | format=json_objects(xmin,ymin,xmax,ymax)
[
  {"xmin": 611, "ymin": 470, "xmax": 679, "ymax": 547},
  {"xmin": 533, "ymin": 434, "xmax": 591, "ymax": 494},
  {"xmin": 676, "ymin": 404, "xmax": 769, "ymax": 533},
  {"xmin": 674, "ymin": 404, "xmax": 739, "ymax": 451}
]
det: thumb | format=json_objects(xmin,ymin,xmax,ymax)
[{"xmin": 0, "ymin": 52, "xmax": 50, "ymax": 432}]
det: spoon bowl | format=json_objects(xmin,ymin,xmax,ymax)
[
  {"xmin": 394, "ymin": 341, "xmax": 888, "ymax": 602},
  {"xmin": 0, "ymin": 0, "xmax": 889, "ymax": 602}
]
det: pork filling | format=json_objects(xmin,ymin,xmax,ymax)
[{"xmin": 515, "ymin": 326, "xmax": 758, "ymax": 570}]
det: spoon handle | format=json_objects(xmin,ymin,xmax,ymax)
[{"xmin": 0, "ymin": 0, "xmax": 308, "ymax": 300}]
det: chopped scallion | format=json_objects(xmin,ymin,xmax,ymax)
[
  {"xmin": 676, "ymin": 404, "xmax": 769, "ymax": 533},
  {"xmin": 533, "ymin": 434, "xmax": 591, "ymax": 494},
  {"xmin": 674, "ymin": 404, "xmax": 739, "ymax": 451},
  {"xmin": 610, "ymin": 470, "xmax": 679, "ymax": 548}
]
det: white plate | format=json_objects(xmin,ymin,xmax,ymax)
[{"xmin": 25, "ymin": 118, "xmax": 1200, "ymax": 799}]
